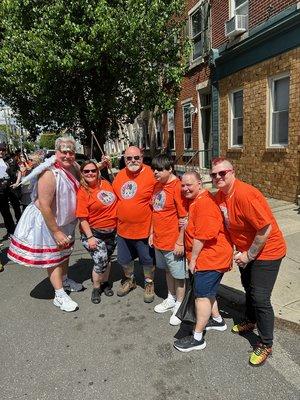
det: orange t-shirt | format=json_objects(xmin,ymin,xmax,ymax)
[
  {"xmin": 214, "ymin": 179, "xmax": 286, "ymax": 260},
  {"xmin": 185, "ymin": 190, "xmax": 233, "ymax": 271},
  {"xmin": 151, "ymin": 178, "xmax": 188, "ymax": 251},
  {"xmin": 112, "ymin": 164, "xmax": 156, "ymax": 239},
  {"xmin": 76, "ymin": 180, "xmax": 117, "ymax": 229}
]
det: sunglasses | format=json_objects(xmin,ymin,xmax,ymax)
[
  {"xmin": 151, "ymin": 167, "xmax": 164, "ymax": 172},
  {"xmin": 125, "ymin": 156, "xmax": 141, "ymax": 161},
  {"xmin": 82, "ymin": 168, "xmax": 97, "ymax": 174},
  {"xmin": 210, "ymin": 169, "xmax": 232, "ymax": 179}
]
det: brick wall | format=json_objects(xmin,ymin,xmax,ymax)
[
  {"xmin": 211, "ymin": 0, "xmax": 297, "ymax": 48},
  {"xmin": 249, "ymin": 0, "xmax": 297, "ymax": 28},
  {"xmin": 218, "ymin": 48, "xmax": 300, "ymax": 202}
]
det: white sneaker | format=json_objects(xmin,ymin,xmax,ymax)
[
  {"xmin": 154, "ymin": 298, "xmax": 176, "ymax": 313},
  {"xmin": 53, "ymin": 294, "xmax": 79, "ymax": 312},
  {"xmin": 63, "ymin": 277, "xmax": 83, "ymax": 292},
  {"xmin": 169, "ymin": 303, "xmax": 182, "ymax": 326}
]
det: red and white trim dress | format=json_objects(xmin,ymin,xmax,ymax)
[{"xmin": 8, "ymin": 165, "xmax": 79, "ymax": 268}]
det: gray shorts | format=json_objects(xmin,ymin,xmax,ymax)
[
  {"xmin": 155, "ymin": 248, "xmax": 186, "ymax": 280},
  {"xmin": 81, "ymin": 230, "xmax": 116, "ymax": 274}
]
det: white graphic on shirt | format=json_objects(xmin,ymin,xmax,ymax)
[
  {"xmin": 121, "ymin": 181, "xmax": 137, "ymax": 199},
  {"xmin": 219, "ymin": 203, "xmax": 230, "ymax": 229},
  {"xmin": 152, "ymin": 190, "xmax": 166, "ymax": 211},
  {"xmin": 97, "ymin": 190, "xmax": 116, "ymax": 206}
]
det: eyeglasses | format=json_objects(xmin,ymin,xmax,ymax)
[
  {"xmin": 125, "ymin": 156, "xmax": 141, "ymax": 161},
  {"xmin": 210, "ymin": 169, "xmax": 233, "ymax": 179},
  {"xmin": 82, "ymin": 168, "xmax": 97, "ymax": 174},
  {"xmin": 151, "ymin": 167, "xmax": 164, "ymax": 172}
]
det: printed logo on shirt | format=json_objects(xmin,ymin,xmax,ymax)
[
  {"xmin": 97, "ymin": 190, "xmax": 116, "ymax": 206},
  {"xmin": 219, "ymin": 202, "xmax": 230, "ymax": 229},
  {"xmin": 152, "ymin": 190, "xmax": 166, "ymax": 211},
  {"xmin": 121, "ymin": 181, "xmax": 137, "ymax": 199}
]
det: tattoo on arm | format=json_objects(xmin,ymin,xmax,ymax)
[{"xmin": 247, "ymin": 225, "xmax": 272, "ymax": 260}]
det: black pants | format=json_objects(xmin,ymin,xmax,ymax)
[
  {"xmin": 0, "ymin": 194, "xmax": 15, "ymax": 234},
  {"xmin": 8, "ymin": 189, "xmax": 22, "ymax": 222},
  {"xmin": 239, "ymin": 258, "xmax": 282, "ymax": 347}
]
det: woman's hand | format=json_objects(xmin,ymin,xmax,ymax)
[
  {"xmin": 148, "ymin": 233, "xmax": 154, "ymax": 248},
  {"xmin": 188, "ymin": 260, "xmax": 196, "ymax": 274},
  {"xmin": 173, "ymin": 243, "xmax": 184, "ymax": 257},
  {"xmin": 87, "ymin": 236, "xmax": 98, "ymax": 250},
  {"xmin": 234, "ymin": 251, "xmax": 249, "ymax": 269},
  {"xmin": 54, "ymin": 231, "xmax": 71, "ymax": 248}
]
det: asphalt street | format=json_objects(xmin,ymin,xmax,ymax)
[{"xmin": 1, "ymin": 234, "xmax": 300, "ymax": 400}]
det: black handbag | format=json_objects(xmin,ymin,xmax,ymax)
[{"xmin": 176, "ymin": 274, "xmax": 196, "ymax": 324}]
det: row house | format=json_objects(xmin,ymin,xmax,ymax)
[{"xmin": 158, "ymin": 0, "xmax": 299, "ymax": 202}]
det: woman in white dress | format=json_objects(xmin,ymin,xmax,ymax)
[{"xmin": 8, "ymin": 136, "xmax": 83, "ymax": 312}]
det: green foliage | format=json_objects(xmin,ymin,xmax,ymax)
[
  {"xmin": 38, "ymin": 133, "xmax": 58, "ymax": 149},
  {"xmin": 23, "ymin": 140, "xmax": 36, "ymax": 152},
  {"xmin": 0, "ymin": 0, "xmax": 189, "ymax": 146}
]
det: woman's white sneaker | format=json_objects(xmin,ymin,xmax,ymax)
[
  {"xmin": 154, "ymin": 298, "xmax": 175, "ymax": 313},
  {"xmin": 53, "ymin": 294, "xmax": 79, "ymax": 312}
]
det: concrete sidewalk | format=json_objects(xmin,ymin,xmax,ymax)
[{"xmin": 220, "ymin": 198, "xmax": 300, "ymax": 325}]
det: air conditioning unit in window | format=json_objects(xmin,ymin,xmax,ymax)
[{"xmin": 225, "ymin": 15, "xmax": 248, "ymax": 38}]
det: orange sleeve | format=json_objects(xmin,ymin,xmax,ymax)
[
  {"xmin": 194, "ymin": 200, "xmax": 221, "ymax": 241},
  {"xmin": 174, "ymin": 180, "xmax": 188, "ymax": 218},
  {"xmin": 76, "ymin": 188, "xmax": 89, "ymax": 218},
  {"xmin": 239, "ymin": 194, "xmax": 272, "ymax": 230}
]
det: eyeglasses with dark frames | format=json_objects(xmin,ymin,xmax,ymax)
[
  {"xmin": 210, "ymin": 169, "xmax": 233, "ymax": 179},
  {"xmin": 82, "ymin": 168, "xmax": 97, "ymax": 174},
  {"xmin": 125, "ymin": 155, "xmax": 141, "ymax": 161}
]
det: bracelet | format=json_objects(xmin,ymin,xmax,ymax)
[
  {"xmin": 176, "ymin": 243, "xmax": 184, "ymax": 246},
  {"xmin": 86, "ymin": 235, "xmax": 94, "ymax": 240}
]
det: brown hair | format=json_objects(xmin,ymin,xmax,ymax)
[{"xmin": 79, "ymin": 160, "xmax": 100, "ymax": 193}]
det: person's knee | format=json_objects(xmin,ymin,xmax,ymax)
[{"xmin": 251, "ymin": 286, "xmax": 271, "ymax": 308}]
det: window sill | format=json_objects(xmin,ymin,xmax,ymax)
[
  {"xmin": 227, "ymin": 147, "xmax": 243, "ymax": 152},
  {"xmin": 265, "ymin": 147, "xmax": 288, "ymax": 153},
  {"xmin": 184, "ymin": 150, "xmax": 195, "ymax": 156},
  {"xmin": 189, "ymin": 55, "xmax": 207, "ymax": 71}
]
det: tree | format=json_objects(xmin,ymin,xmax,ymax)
[
  {"xmin": 38, "ymin": 133, "xmax": 58, "ymax": 150},
  {"xmin": 0, "ymin": 0, "xmax": 189, "ymax": 147}
]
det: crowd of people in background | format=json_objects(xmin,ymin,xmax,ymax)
[{"xmin": 3, "ymin": 135, "xmax": 286, "ymax": 368}]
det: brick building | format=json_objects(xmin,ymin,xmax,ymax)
[{"xmin": 162, "ymin": 0, "xmax": 300, "ymax": 202}]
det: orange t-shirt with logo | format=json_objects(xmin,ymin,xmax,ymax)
[
  {"xmin": 76, "ymin": 179, "xmax": 117, "ymax": 229},
  {"xmin": 214, "ymin": 179, "xmax": 286, "ymax": 260},
  {"xmin": 112, "ymin": 164, "xmax": 156, "ymax": 239},
  {"xmin": 185, "ymin": 190, "xmax": 233, "ymax": 271},
  {"xmin": 151, "ymin": 178, "xmax": 188, "ymax": 251}
]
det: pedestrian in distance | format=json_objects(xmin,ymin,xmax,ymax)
[
  {"xmin": 8, "ymin": 136, "xmax": 83, "ymax": 312},
  {"xmin": 112, "ymin": 146, "xmax": 156, "ymax": 303},
  {"xmin": 211, "ymin": 157, "xmax": 286, "ymax": 366},
  {"xmin": 174, "ymin": 171, "xmax": 233, "ymax": 353},
  {"xmin": 76, "ymin": 160, "xmax": 117, "ymax": 304},
  {"xmin": 150, "ymin": 154, "xmax": 188, "ymax": 326}
]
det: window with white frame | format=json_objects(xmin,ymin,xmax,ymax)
[
  {"xmin": 167, "ymin": 109, "xmax": 175, "ymax": 150},
  {"xmin": 230, "ymin": 89, "xmax": 243, "ymax": 147},
  {"xmin": 183, "ymin": 104, "xmax": 192, "ymax": 150},
  {"xmin": 231, "ymin": 0, "xmax": 248, "ymax": 16},
  {"xmin": 189, "ymin": 2, "xmax": 210, "ymax": 62},
  {"xmin": 269, "ymin": 75, "xmax": 290, "ymax": 146}
]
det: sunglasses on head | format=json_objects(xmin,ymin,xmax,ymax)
[
  {"xmin": 82, "ymin": 168, "xmax": 97, "ymax": 174},
  {"xmin": 210, "ymin": 169, "xmax": 232, "ymax": 179},
  {"xmin": 125, "ymin": 155, "xmax": 141, "ymax": 161}
]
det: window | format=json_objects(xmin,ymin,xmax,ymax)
[
  {"xmin": 183, "ymin": 104, "xmax": 192, "ymax": 150},
  {"xmin": 230, "ymin": 89, "xmax": 243, "ymax": 147},
  {"xmin": 156, "ymin": 117, "xmax": 163, "ymax": 149},
  {"xmin": 231, "ymin": 0, "xmax": 248, "ymax": 16},
  {"xmin": 189, "ymin": 2, "xmax": 210, "ymax": 62},
  {"xmin": 269, "ymin": 75, "xmax": 290, "ymax": 146},
  {"xmin": 167, "ymin": 110, "xmax": 175, "ymax": 150}
]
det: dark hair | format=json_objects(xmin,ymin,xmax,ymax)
[
  {"xmin": 79, "ymin": 160, "xmax": 100, "ymax": 192},
  {"xmin": 151, "ymin": 154, "xmax": 173, "ymax": 171}
]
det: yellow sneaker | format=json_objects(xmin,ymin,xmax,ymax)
[
  {"xmin": 231, "ymin": 321, "xmax": 256, "ymax": 334},
  {"xmin": 249, "ymin": 343, "xmax": 272, "ymax": 367}
]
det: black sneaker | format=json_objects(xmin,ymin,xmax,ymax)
[
  {"xmin": 91, "ymin": 288, "xmax": 101, "ymax": 304},
  {"xmin": 205, "ymin": 318, "xmax": 227, "ymax": 331},
  {"xmin": 174, "ymin": 335, "xmax": 206, "ymax": 352}
]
